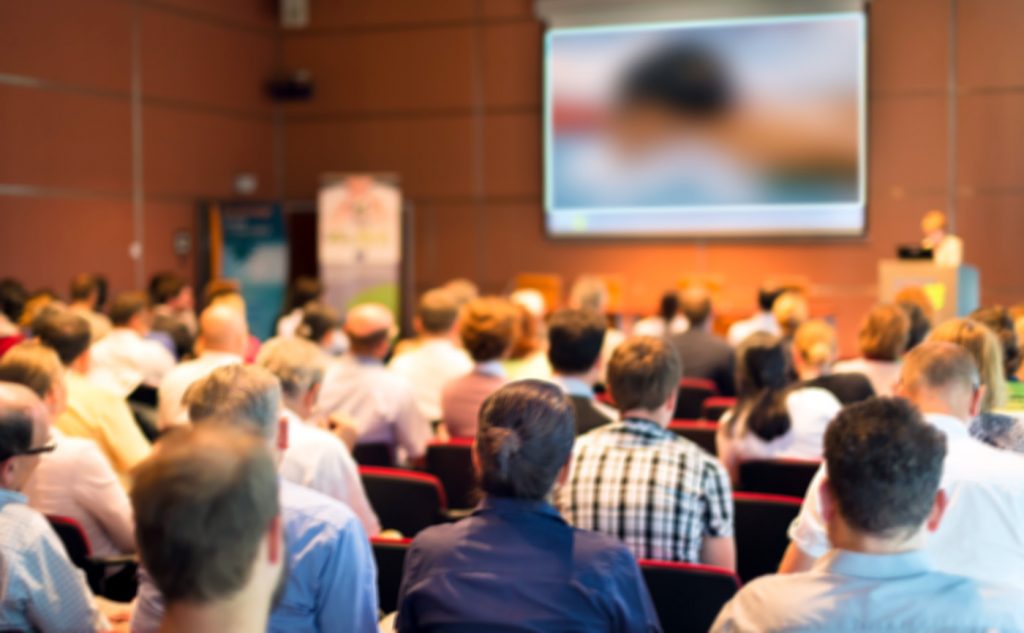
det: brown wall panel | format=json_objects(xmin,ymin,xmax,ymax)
[
  {"xmin": 481, "ymin": 0, "xmax": 535, "ymax": 19},
  {"xmin": 868, "ymin": 0, "xmax": 949, "ymax": 93},
  {"xmin": 957, "ymin": 94, "xmax": 1024, "ymax": 189},
  {"xmin": 153, "ymin": 0, "xmax": 278, "ymax": 30},
  {"xmin": 304, "ymin": 0, "xmax": 476, "ymax": 29},
  {"xmin": 482, "ymin": 113, "xmax": 541, "ymax": 197},
  {"xmin": 868, "ymin": 95, "xmax": 948, "ymax": 193},
  {"xmin": 957, "ymin": 0, "xmax": 1024, "ymax": 88},
  {"xmin": 956, "ymin": 195, "xmax": 1024, "ymax": 303},
  {"xmin": 481, "ymin": 22, "xmax": 542, "ymax": 107},
  {"xmin": 143, "ymin": 200, "xmax": 197, "ymax": 280}
]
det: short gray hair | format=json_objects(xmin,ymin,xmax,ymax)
[
  {"xmin": 184, "ymin": 365, "xmax": 281, "ymax": 438},
  {"xmin": 255, "ymin": 337, "xmax": 326, "ymax": 399}
]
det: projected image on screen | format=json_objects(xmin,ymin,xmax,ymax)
[{"xmin": 545, "ymin": 13, "xmax": 865, "ymax": 237}]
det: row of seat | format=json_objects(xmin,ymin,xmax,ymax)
[{"xmin": 595, "ymin": 377, "xmax": 733, "ymax": 420}]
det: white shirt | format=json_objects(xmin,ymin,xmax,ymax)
[
  {"xmin": 156, "ymin": 351, "xmax": 243, "ymax": 429},
  {"xmin": 23, "ymin": 429, "xmax": 134, "ymax": 558},
  {"xmin": 388, "ymin": 338, "xmax": 473, "ymax": 421},
  {"xmin": 931, "ymin": 234, "xmax": 964, "ymax": 268},
  {"xmin": 88, "ymin": 328, "xmax": 175, "ymax": 397},
  {"xmin": 280, "ymin": 409, "xmax": 381, "ymax": 537},
  {"xmin": 632, "ymin": 315, "xmax": 689, "ymax": 339},
  {"xmin": 727, "ymin": 311, "xmax": 781, "ymax": 347},
  {"xmin": 832, "ymin": 357, "xmax": 902, "ymax": 397},
  {"xmin": 789, "ymin": 412, "xmax": 1024, "ymax": 589}
]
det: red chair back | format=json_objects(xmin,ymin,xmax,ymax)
[
  {"xmin": 639, "ymin": 560, "xmax": 740, "ymax": 633},
  {"xmin": 737, "ymin": 459, "xmax": 820, "ymax": 498},
  {"xmin": 700, "ymin": 396, "xmax": 737, "ymax": 421},
  {"xmin": 674, "ymin": 378, "xmax": 718, "ymax": 419},
  {"xmin": 359, "ymin": 466, "xmax": 447, "ymax": 537},
  {"xmin": 733, "ymin": 492, "xmax": 802, "ymax": 582},
  {"xmin": 352, "ymin": 442, "xmax": 395, "ymax": 467},
  {"xmin": 426, "ymin": 438, "xmax": 479, "ymax": 510},
  {"xmin": 371, "ymin": 537, "xmax": 412, "ymax": 613},
  {"xmin": 667, "ymin": 420, "xmax": 718, "ymax": 456}
]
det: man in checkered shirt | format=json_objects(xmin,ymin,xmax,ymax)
[{"xmin": 556, "ymin": 336, "xmax": 736, "ymax": 569}]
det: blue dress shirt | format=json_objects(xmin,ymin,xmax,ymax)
[
  {"xmin": 396, "ymin": 496, "xmax": 661, "ymax": 632},
  {"xmin": 132, "ymin": 479, "xmax": 378, "ymax": 633}
]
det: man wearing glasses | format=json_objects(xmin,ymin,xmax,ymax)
[{"xmin": 0, "ymin": 381, "xmax": 106, "ymax": 632}]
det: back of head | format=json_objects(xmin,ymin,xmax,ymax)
[
  {"xmin": 0, "ymin": 382, "xmax": 42, "ymax": 463},
  {"xmin": 921, "ymin": 209, "xmax": 947, "ymax": 234},
  {"xmin": 772, "ymin": 291, "xmax": 808, "ymax": 339},
  {"xmin": 895, "ymin": 286, "xmax": 936, "ymax": 322},
  {"xmin": 416, "ymin": 288, "xmax": 459, "ymax": 335},
  {"xmin": 344, "ymin": 303, "xmax": 395, "ymax": 356},
  {"xmin": 794, "ymin": 319, "xmax": 837, "ymax": 369},
  {"xmin": 568, "ymin": 276, "xmax": 609, "ymax": 313},
  {"xmin": 736, "ymin": 332, "xmax": 790, "ymax": 397},
  {"xmin": 900, "ymin": 341, "xmax": 978, "ymax": 410},
  {"xmin": 204, "ymin": 279, "xmax": 242, "ymax": 307},
  {"xmin": 184, "ymin": 364, "xmax": 281, "ymax": 438},
  {"xmin": 757, "ymin": 284, "xmax": 784, "ymax": 313},
  {"xmin": 69, "ymin": 273, "xmax": 99, "ymax": 303},
  {"xmin": 198, "ymin": 304, "xmax": 248, "ymax": 354},
  {"xmin": 825, "ymin": 397, "xmax": 946, "ymax": 539},
  {"xmin": 477, "ymin": 380, "xmax": 575, "ymax": 500},
  {"xmin": 658, "ymin": 290, "xmax": 680, "ymax": 322},
  {"xmin": 607, "ymin": 336, "xmax": 681, "ymax": 412},
  {"xmin": 970, "ymin": 306, "xmax": 1021, "ymax": 380},
  {"xmin": 459, "ymin": 297, "xmax": 519, "ymax": 363},
  {"xmin": 547, "ymin": 309, "xmax": 606, "ymax": 375},
  {"xmin": 508, "ymin": 301, "xmax": 542, "ymax": 360},
  {"xmin": 858, "ymin": 304, "xmax": 910, "ymax": 361},
  {"xmin": 0, "ymin": 279, "xmax": 27, "ymax": 324},
  {"xmin": 149, "ymin": 272, "xmax": 187, "ymax": 306},
  {"xmin": 678, "ymin": 286, "xmax": 712, "ymax": 328},
  {"xmin": 898, "ymin": 301, "xmax": 932, "ymax": 352},
  {"xmin": 256, "ymin": 337, "xmax": 325, "ymax": 401},
  {"xmin": 109, "ymin": 291, "xmax": 149, "ymax": 327},
  {"xmin": 927, "ymin": 319, "xmax": 1006, "ymax": 411},
  {"xmin": 285, "ymin": 276, "xmax": 322, "ymax": 313},
  {"xmin": 34, "ymin": 311, "xmax": 91, "ymax": 366},
  {"xmin": 443, "ymin": 278, "xmax": 479, "ymax": 308},
  {"xmin": 0, "ymin": 342, "xmax": 62, "ymax": 400},
  {"xmin": 131, "ymin": 425, "xmax": 279, "ymax": 603},
  {"xmin": 297, "ymin": 302, "xmax": 341, "ymax": 344}
]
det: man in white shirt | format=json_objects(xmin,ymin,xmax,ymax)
[
  {"xmin": 256, "ymin": 336, "xmax": 380, "ymax": 536},
  {"xmin": 779, "ymin": 341, "xmax": 1024, "ymax": 589},
  {"xmin": 318, "ymin": 303, "xmax": 430, "ymax": 464},
  {"xmin": 88, "ymin": 291, "xmax": 175, "ymax": 397},
  {"xmin": 921, "ymin": 209, "xmax": 963, "ymax": 268},
  {"xmin": 727, "ymin": 285, "xmax": 784, "ymax": 347},
  {"xmin": 156, "ymin": 304, "xmax": 246, "ymax": 429},
  {"xmin": 389, "ymin": 288, "xmax": 473, "ymax": 421}
]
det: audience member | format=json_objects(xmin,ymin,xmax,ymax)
[
  {"xmin": 297, "ymin": 301, "xmax": 349, "ymax": 356},
  {"xmin": 568, "ymin": 275, "xmax": 625, "ymax": 377},
  {"xmin": 556, "ymin": 336, "xmax": 735, "ymax": 567},
  {"xmin": 504, "ymin": 289, "xmax": 552, "ymax": 380},
  {"xmin": 441, "ymin": 297, "xmax": 518, "ymax": 439},
  {"xmin": 68, "ymin": 273, "xmax": 112, "ymax": 342},
  {"xmin": 0, "ymin": 382, "xmax": 106, "ymax": 631},
  {"xmin": 35, "ymin": 311, "xmax": 150, "ymax": 484},
  {"xmin": 921, "ymin": 209, "xmax": 963, "ymax": 268},
  {"xmin": 727, "ymin": 283, "xmax": 784, "ymax": 347},
  {"xmin": 317, "ymin": 303, "xmax": 429, "ymax": 463},
  {"xmin": 547, "ymin": 308, "xmax": 617, "ymax": 435},
  {"xmin": 792, "ymin": 319, "xmax": 874, "ymax": 404},
  {"xmin": 19, "ymin": 290, "xmax": 62, "ymax": 334},
  {"xmin": 203, "ymin": 280, "xmax": 261, "ymax": 362},
  {"xmin": 717, "ymin": 333, "xmax": 841, "ymax": 483},
  {"xmin": 277, "ymin": 276, "xmax": 322, "ymax": 338},
  {"xmin": 256, "ymin": 337, "xmax": 380, "ymax": 536},
  {"xmin": 132, "ymin": 425, "xmax": 284, "ymax": 633},
  {"xmin": 832, "ymin": 303, "xmax": 909, "ymax": 396},
  {"xmin": 396, "ymin": 380, "xmax": 661, "ymax": 632},
  {"xmin": 771, "ymin": 290, "xmax": 808, "ymax": 342},
  {"xmin": 443, "ymin": 277, "xmax": 479, "ymax": 308},
  {"xmin": 132, "ymin": 364, "xmax": 379, "ymax": 633},
  {"xmin": 633, "ymin": 289, "xmax": 689, "ymax": 338},
  {"xmin": 148, "ymin": 272, "xmax": 197, "ymax": 360},
  {"xmin": 970, "ymin": 306, "xmax": 1022, "ymax": 383},
  {"xmin": 389, "ymin": 288, "xmax": 473, "ymax": 421},
  {"xmin": 713, "ymin": 397, "xmax": 1024, "ymax": 632},
  {"xmin": 895, "ymin": 286, "xmax": 935, "ymax": 351},
  {"xmin": 88, "ymin": 291, "xmax": 175, "ymax": 397},
  {"xmin": 669, "ymin": 286, "xmax": 735, "ymax": 396},
  {"xmin": 157, "ymin": 304, "xmax": 247, "ymax": 429},
  {"xmin": 780, "ymin": 342, "xmax": 1024, "ymax": 589},
  {"xmin": 0, "ymin": 278, "xmax": 27, "ymax": 358}
]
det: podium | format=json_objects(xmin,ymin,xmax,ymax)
[{"xmin": 878, "ymin": 260, "xmax": 980, "ymax": 322}]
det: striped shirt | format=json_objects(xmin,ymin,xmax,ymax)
[{"xmin": 556, "ymin": 418, "xmax": 734, "ymax": 563}]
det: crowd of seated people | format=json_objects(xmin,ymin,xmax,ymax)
[{"xmin": 3, "ymin": 270, "xmax": 1024, "ymax": 632}]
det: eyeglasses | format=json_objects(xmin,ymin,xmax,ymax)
[{"xmin": 16, "ymin": 443, "xmax": 57, "ymax": 457}]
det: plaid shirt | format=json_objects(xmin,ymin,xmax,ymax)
[{"xmin": 556, "ymin": 417, "xmax": 734, "ymax": 563}]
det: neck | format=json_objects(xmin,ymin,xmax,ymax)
[
  {"xmin": 621, "ymin": 407, "xmax": 669, "ymax": 428},
  {"xmin": 796, "ymin": 365, "xmax": 824, "ymax": 381},
  {"xmin": 285, "ymin": 401, "xmax": 311, "ymax": 421},
  {"xmin": 159, "ymin": 598, "xmax": 269, "ymax": 633},
  {"xmin": 829, "ymin": 518, "xmax": 925, "ymax": 556},
  {"xmin": 555, "ymin": 371, "xmax": 595, "ymax": 388},
  {"xmin": 70, "ymin": 300, "xmax": 92, "ymax": 311},
  {"xmin": 912, "ymin": 393, "xmax": 971, "ymax": 424}
]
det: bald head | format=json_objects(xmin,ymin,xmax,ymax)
[
  {"xmin": 198, "ymin": 304, "xmax": 248, "ymax": 356},
  {"xmin": 899, "ymin": 341, "xmax": 979, "ymax": 419},
  {"xmin": 345, "ymin": 303, "xmax": 395, "ymax": 358},
  {"xmin": 0, "ymin": 382, "xmax": 49, "ymax": 490},
  {"xmin": 679, "ymin": 286, "xmax": 712, "ymax": 328}
]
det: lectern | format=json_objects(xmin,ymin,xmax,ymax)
[{"xmin": 878, "ymin": 260, "xmax": 980, "ymax": 322}]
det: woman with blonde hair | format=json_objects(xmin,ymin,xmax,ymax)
[
  {"xmin": 792, "ymin": 319, "xmax": 874, "ymax": 404},
  {"xmin": 833, "ymin": 304, "xmax": 909, "ymax": 396}
]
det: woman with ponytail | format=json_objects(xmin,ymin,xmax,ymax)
[{"xmin": 792, "ymin": 319, "xmax": 875, "ymax": 405}]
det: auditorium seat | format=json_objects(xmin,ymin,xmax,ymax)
[
  {"xmin": 359, "ymin": 466, "xmax": 447, "ymax": 537},
  {"xmin": 425, "ymin": 437, "xmax": 479, "ymax": 511},
  {"xmin": 733, "ymin": 492, "xmax": 802, "ymax": 582},
  {"xmin": 352, "ymin": 442, "xmax": 395, "ymax": 467},
  {"xmin": 371, "ymin": 537, "xmax": 412, "ymax": 613},
  {"xmin": 674, "ymin": 378, "xmax": 718, "ymax": 419},
  {"xmin": 639, "ymin": 560, "xmax": 740, "ymax": 633},
  {"xmin": 700, "ymin": 396, "xmax": 737, "ymax": 421},
  {"xmin": 737, "ymin": 459, "xmax": 820, "ymax": 498},
  {"xmin": 47, "ymin": 515, "xmax": 138, "ymax": 601},
  {"xmin": 667, "ymin": 420, "xmax": 718, "ymax": 456}
]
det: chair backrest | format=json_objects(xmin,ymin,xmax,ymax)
[
  {"xmin": 738, "ymin": 459, "xmax": 820, "ymax": 498},
  {"xmin": 732, "ymin": 492, "xmax": 802, "ymax": 583},
  {"xmin": 667, "ymin": 420, "xmax": 718, "ymax": 456},
  {"xmin": 674, "ymin": 378, "xmax": 718, "ymax": 419},
  {"xmin": 570, "ymin": 396, "xmax": 614, "ymax": 436},
  {"xmin": 701, "ymin": 396, "xmax": 737, "ymax": 422},
  {"xmin": 352, "ymin": 442, "xmax": 395, "ymax": 467},
  {"xmin": 371, "ymin": 537, "xmax": 412, "ymax": 613},
  {"xmin": 47, "ymin": 515, "xmax": 104, "ymax": 594},
  {"xmin": 425, "ymin": 438, "xmax": 479, "ymax": 510},
  {"xmin": 639, "ymin": 560, "xmax": 740, "ymax": 633},
  {"xmin": 359, "ymin": 466, "xmax": 447, "ymax": 537},
  {"xmin": 128, "ymin": 384, "xmax": 158, "ymax": 407}
]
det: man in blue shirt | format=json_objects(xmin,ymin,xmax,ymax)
[
  {"xmin": 131, "ymin": 364, "xmax": 379, "ymax": 633},
  {"xmin": 396, "ymin": 380, "xmax": 661, "ymax": 632},
  {"xmin": 711, "ymin": 397, "xmax": 1024, "ymax": 632}
]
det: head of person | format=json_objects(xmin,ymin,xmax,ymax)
[
  {"xmin": 757, "ymin": 284, "xmax": 785, "ymax": 314},
  {"xmin": 858, "ymin": 304, "xmax": 910, "ymax": 362},
  {"xmin": 283, "ymin": 276, "xmax": 322, "ymax": 313},
  {"xmin": 921, "ymin": 209, "xmax": 948, "ymax": 243},
  {"xmin": 895, "ymin": 286, "xmax": 936, "ymax": 323},
  {"xmin": 297, "ymin": 302, "xmax": 346, "ymax": 355},
  {"xmin": 68, "ymin": 273, "xmax": 102, "ymax": 309},
  {"xmin": 256, "ymin": 337, "xmax": 325, "ymax": 420},
  {"xmin": 204, "ymin": 280, "xmax": 248, "ymax": 321},
  {"xmin": 547, "ymin": 309, "xmax": 606, "ymax": 382},
  {"xmin": 822, "ymin": 397, "xmax": 947, "ymax": 550},
  {"xmin": 184, "ymin": 364, "xmax": 283, "ymax": 453},
  {"xmin": 508, "ymin": 301, "xmax": 543, "ymax": 361},
  {"xmin": 34, "ymin": 311, "xmax": 92, "ymax": 372},
  {"xmin": 657, "ymin": 290, "xmax": 680, "ymax": 323},
  {"xmin": 897, "ymin": 341, "xmax": 982, "ymax": 422},
  {"xmin": 459, "ymin": 297, "xmax": 519, "ymax": 364},
  {"xmin": 109, "ymin": 291, "xmax": 152, "ymax": 334},
  {"xmin": 0, "ymin": 382, "xmax": 52, "ymax": 492},
  {"xmin": 344, "ymin": 303, "xmax": 396, "ymax": 360},
  {"xmin": 149, "ymin": 272, "xmax": 193, "ymax": 312},
  {"xmin": 20, "ymin": 292, "xmax": 62, "ymax": 331},
  {"xmin": 679, "ymin": 286, "xmax": 713, "ymax": 330},
  {"xmin": 568, "ymin": 276, "xmax": 609, "ymax": 314},
  {"xmin": 772, "ymin": 291, "xmax": 808, "ymax": 340},
  {"xmin": 443, "ymin": 278, "xmax": 479, "ymax": 308},
  {"xmin": 898, "ymin": 301, "xmax": 932, "ymax": 352},
  {"xmin": 733, "ymin": 333, "xmax": 792, "ymax": 440},
  {"xmin": 0, "ymin": 342, "xmax": 66, "ymax": 418},
  {"xmin": 970, "ymin": 306, "xmax": 1021, "ymax": 381},
  {"xmin": 414, "ymin": 288, "xmax": 460, "ymax": 339},
  {"xmin": 476, "ymin": 380, "xmax": 575, "ymax": 501},
  {"xmin": 131, "ymin": 425, "xmax": 284, "ymax": 620},
  {"xmin": 0, "ymin": 279, "xmax": 27, "ymax": 327},
  {"xmin": 606, "ymin": 336, "xmax": 681, "ymax": 426},
  {"xmin": 793, "ymin": 319, "xmax": 837, "ymax": 378},
  {"xmin": 196, "ymin": 304, "xmax": 248, "ymax": 358},
  {"xmin": 926, "ymin": 318, "xmax": 1006, "ymax": 412}
]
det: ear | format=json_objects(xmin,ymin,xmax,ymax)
[
  {"xmin": 663, "ymin": 389, "xmax": 678, "ymax": 416},
  {"xmin": 925, "ymin": 488, "xmax": 948, "ymax": 533},
  {"xmin": 818, "ymin": 476, "xmax": 836, "ymax": 524},
  {"xmin": 471, "ymin": 439, "xmax": 481, "ymax": 476},
  {"xmin": 304, "ymin": 383, "xmax": 320, "ymax": 411},
  {"xmin": 267, "ymin": 514, "xmax": 283, "ymax": 564},
  {"xmin": 0, "ymin": 459, "xmax": 15, "ymax": 489},
  {"xmin": 556, "ymin": 453, "xmax": 574, "ymax": 488},
  {"xmin": 969, "ymin": 385, "xmax": 986, "ymax": 418}
]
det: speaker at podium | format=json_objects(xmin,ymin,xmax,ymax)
[{"xmin": 878, "ymin": 260, "xmax": 980, "ymax": 322}]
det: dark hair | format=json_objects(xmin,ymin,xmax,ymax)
[
  {"xmin": 0, "ymin": 389, "xmax": 35, "ymax": 462},
  {"xmin": 477, "ymin": 380, "xmax": 575, "ymax": 500},
  {"xmin": 93, "ymin": 275, "xmax": 109, "ymax": 310},
  {"xmin": 35, "ymin": 312, "xmax": 92, "ymax": 365},
  {"xmin": 658, "ymin": 291, "xmax": 679, "ymax": 323},
  {"xmin": 757, "ymin": 286, "xmax": 785, "ymax": 313},
  {"xmin": 0, "ymin": 342, "xmax": 62, "ymax": 399},
  {"xmin": 204, "ymin": 279, "xmax": 242, "ymax": 306},
  {"xmin": 297, "ymin": 302, "xmax": 341, "ymax": 344},
  {"xmin": 0, "ymin": 279, "xmax": 27, "ymax": 323},
  {"xmin": 607, "ymin": 336, "xmax": 682, "ymax": 412},
  {"xmin": 459, "ymin": 297, "xmax": 519, "ymax": 363},
  {"xmin": 149, "ymin": 272, "xmax": 188, "ymax": 306},
  {"xmin": 109, "ymin": 291, "xmax": 149, "ymax": 327},
  {"xmin": 547, "ymin": 309, "xmax": 606, "ymax": 375},
  {"xmin": 898, "ymin": 301, "xmax": 932, "ymax": 352},
  {"xmin": 859, "ymin": 304, "xmax": 910, "ymax": 361},
  {"xmin": 825, "ymin": 397, "xmax": 946, "ymax": 537},
  {"xmin": 732, "ymin": 333, "xmax": 792, "ymax": 441},
  {"xmin": 618, "ymin": 44, "xmax": 732, "ymax": 119},
  {"xmin": 131, "ymin": 425, "xmax": 279, "ymax": 603},
  {"xmin": 69, "ymin": 273, "xmax": 100, "ymax": 302},
  {"xmin": 417, "ymin": 288, "xmax": 459, "ymax": 335},
  {"xmin": 971, "ymin": 305, "xmax": 1021, "ymax": 379},
  {"xmin": 283, "ymin": 276, "xmax": 322, "ymax": 313},
  {"xmin": 679, "ymin": 288, "xmax": 712, "ymax": 328}
]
